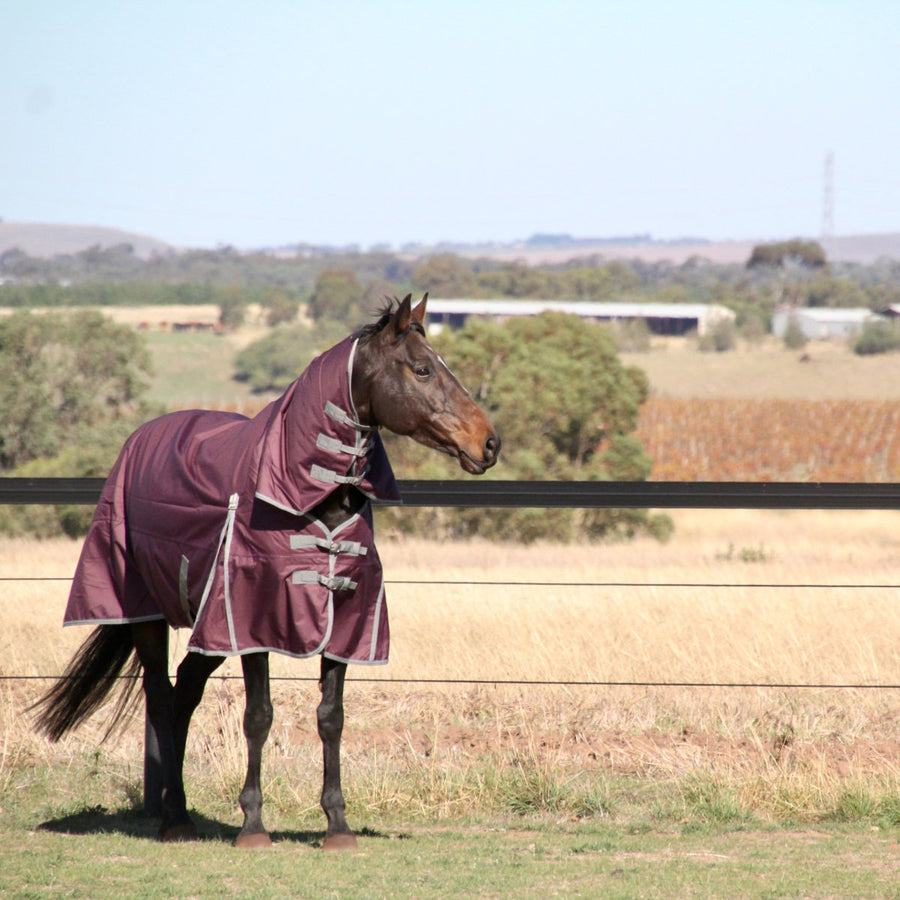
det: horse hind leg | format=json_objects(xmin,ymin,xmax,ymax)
[
  {"xmin": 173, "ymin": 651, "xmax": 224, "ymax": 773},
  {"xmin": 318, "ymin": 656, "xmax": 357, "ymax": 851},
  {"xmin": 130, "ymin": 619, "xmax": 197, "ymax": 842},
  {"xmin": 235, "ymin": 652, "xmax": 274, "ymax": 849}
]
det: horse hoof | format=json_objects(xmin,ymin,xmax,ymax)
[
  {"xmin": 235, "ymin": 831, "xmax": 274, "ymax": 849},
  {"xmin": 159, "ymin": 823, "xmax": 199, "ymax": 842},
  {"xmin": 323, "ymin": 832, "xmax": 358, "ymax": 852}
]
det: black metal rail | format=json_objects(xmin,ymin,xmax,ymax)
[{"xmin": 3, "ymin": 477, "xmax": 900, "ymax": 509}]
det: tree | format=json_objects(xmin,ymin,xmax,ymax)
[
  {"xmin": 382, "ymin": 312, "xmax": 672, "ymax": 542},
  {"xmin": 218, "ymin": 286, "xmax": 246, "ymax": 328},
  {"xmin": 782, "ymin": 313, "xmax": 808, "ymax": 350},
  {"xmin": 233, "ymin": 320, "xmax": 347, "ymax": 392},
  {"xmin": 0, "ymin": 310, "xmax": 156, "ymax": 536},
  {"xmin": 411, "ymin": 254, "xmax": 478, "ymax": 297},
  {"xmin": 261, "ymin": 287, "xmax": 301, "ymax": 326},
  {"xmin": 698, "ymin": 317, "xmax": 737, "ymax": 352},
  {"xmin": 0, "ymin": 310, "xmax": 153, "ymax": 471},
  {"xmin": 307, "ymin": 268, "xmax": 364, "ymax": 325},
  {"xmin": 853, "ymin": 319, "xmax": 900, "ymax": 355},
  {"xmin": 747, "ymin": 240, "xmax": 827, "ymax": 269}
]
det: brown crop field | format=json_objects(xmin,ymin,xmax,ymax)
[
  {"xmin": 625, "ymin": 339, "xmax": 900, "ymax": 481},
  {"xmin": 639, "ymin": 397, "xmax": 900, "ymax": 481}
]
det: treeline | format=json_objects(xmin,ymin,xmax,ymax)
[
  {"xmin": 4, "ymin": 241, "xmax": 900, "ymax": 334},
  {"xmin": 0, "ymin": 243, "xmax": 411, "ymax": 294}
]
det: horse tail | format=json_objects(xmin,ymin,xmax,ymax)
[{"xmin": 31, "ymin": 624, "xmax": 143, "ymax": 742}]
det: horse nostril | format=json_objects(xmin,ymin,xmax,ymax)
[{"xmin": 484, "ymin": 434, "xmax": 500, "ymax": 461}]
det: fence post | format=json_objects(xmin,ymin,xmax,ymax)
[{"xmin": 142, "ymin": 628, "xmax": 167, "ymax": 817}]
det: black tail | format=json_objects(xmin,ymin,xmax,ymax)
[{"xmin": 31, "ymin": 624, "xmax": 142, "ymax": 742}]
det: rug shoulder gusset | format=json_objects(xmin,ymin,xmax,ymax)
[{"xmin": 253, "ymin": 337, "xmax": 401, "ymax": 515}]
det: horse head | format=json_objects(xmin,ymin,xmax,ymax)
[{"xmin": 353, "ymin": 294, "xmax": 500, "ymax": 474}]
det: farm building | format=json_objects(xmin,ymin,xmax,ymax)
[
  {"xmin": 771, "ymin": 306, "xmax": 880, "ymax": 340},
  {"xmin": 425, "ymin": 299, "xmax": 735, "ymax": 336}
]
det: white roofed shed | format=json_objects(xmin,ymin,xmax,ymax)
[{"xmin": 425, "ymin": 299, "xmax": 735, "ymax": 336}]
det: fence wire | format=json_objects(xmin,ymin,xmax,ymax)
[
  {"xmin": 2, "ymin": 576, "xmax": 896, "ymax": 589},
  {"xmin": 4, "ymin": 574, "xmax": 897, "ymax": 691}
]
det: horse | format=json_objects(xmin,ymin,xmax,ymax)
[{"xmin": 31, "ymin": 294, "xmax": 499, "ymax": 850}]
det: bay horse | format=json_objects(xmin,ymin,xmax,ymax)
[{"xmin": 32, "ymin": 294, "xmax": 499, "ymax": 849}]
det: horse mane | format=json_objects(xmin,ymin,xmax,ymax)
[{"xmin": 355, "ymin": 296, "xmax": 425, "ymax": 340}]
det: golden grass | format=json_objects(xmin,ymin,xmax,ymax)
[
  {"xmin": 3, "ymin": 510, "xmax": 900, "ymax": 824},
  {"xmin": 621, "ymin": 335, "xmax": 900, "ymax": 401}
]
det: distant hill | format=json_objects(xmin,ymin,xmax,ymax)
[
  {"xmin": 2, "ymin": 220, "xmax": 899, "ymax": 266},
  {"xmin": 0, "ymin": 221, "xmax": 174, "ymax": 259},
  {"xmin": 457, "ymin": 233, "xmax": 900, "ymax": 267}
]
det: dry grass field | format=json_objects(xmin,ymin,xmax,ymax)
[
  {"xmin": 3, "ymin": 509, "xmax": 900, "ymax": 828},
  {"xmin": 621, "ymin": 336, "xmax": 900, "ymax": 401}
]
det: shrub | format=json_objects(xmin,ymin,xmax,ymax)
[
  {"xmin": 698, "ymin": 318, "xmax": 736, "ymax": 352},
  {"xmin": 782, "ymin": 314, "xmax": 808, "ymax": 350},
  {"xmin": 853, "ymin": 319, "xmax": 900, "ymax": 355}
]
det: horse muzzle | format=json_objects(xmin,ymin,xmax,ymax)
[{"xmin": 458, "ymin": 430, "xmax": 501, "ymax": 475}]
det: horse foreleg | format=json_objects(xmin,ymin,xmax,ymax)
[
  {"xmin": 235, "ymin": 651, "xmax": 274, "ymax": 848},
  {"xmin": 318, "ymin": 656, "xmax": 357, "ymax": 851},
  {"xmin": 130, "ymin": 620, "xmax": 196, "ymax": 841}
]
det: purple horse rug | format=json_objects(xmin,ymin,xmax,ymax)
[{"xmin": 64, "ymin": 335, "xmax": 401, "ymax": 664}]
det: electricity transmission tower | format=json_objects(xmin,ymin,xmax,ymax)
[{"xmin": 822, "ymin": 152, "xmax": 835, "ymax": 250}]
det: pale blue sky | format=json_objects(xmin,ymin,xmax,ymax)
[{"xmin": 2, "ymin": 1, "xmax": 899, "ymax": 249}]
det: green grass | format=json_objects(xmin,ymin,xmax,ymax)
[
  {"xmin": 2, "ymin": 812, "xmax": 899, "ymax": 899},
  {"xmin": 142, "ymin": 331, "xmax": 271, "ymax": 410},
  {"xmin": 4, "ymin": 757, "xmax": 900, "ymax": 899}
]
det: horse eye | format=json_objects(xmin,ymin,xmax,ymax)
[{"xmin": 414, "ymin": 364, "xmax": 432, "ymax": 379}]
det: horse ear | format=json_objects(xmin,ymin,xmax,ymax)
[
  {"xmin": 393, "ymin": 294, "xmax": 413, "ymax": 335},
  {"xmin": 411, "ymin": 292, "xmax": 428, "ymax": 325}
]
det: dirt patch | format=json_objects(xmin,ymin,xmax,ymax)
[{"xmin": 277, "ymin": 718, "xmax": 900, "ymax": 778}]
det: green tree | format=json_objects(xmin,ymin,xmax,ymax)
[
  {"xmin": 0, "ymin": 310, "xmax": 156, "ymax": 536},
  {"xmin": 747, "ymin": 240, "xmax": 827, "ymax": 269},
  {"xmin": 233, "ymin": 320, "xmax": 347, "ymax": 392},
  {"xmin": 411, "ymin": 254, "xmax": 478, "ymax": 297},
  {"xmin": 383, "ymin": 313, "xmax": 672, "ymax": 542},
  {"xmin": 698, "ymin": 318, "xmax": 737, "ymax": 352},
  {"xmin": 218, "ymin": 286, "xmax": 246, "ymax": 328},
  {"xmin": 0, "ymin": 310, "xmax": 152, "ymax": 471},
  {"xmin": 261, "ymin": 287, "xmax": 301, "ymax": 326},
  {"xmin": 782, "ymin": 313, "xmax": 808, "ymax": 350},
  {"xmin": 307, "ymin": 268, "xmax": 364, "ymax": 325},
  {"xmin": 853, "ymin": 319, "xmax": 900, "ymax": 355}
]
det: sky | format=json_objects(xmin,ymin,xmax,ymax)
[{"xmin": 2, "ymin": 1, "xmax": 899, "ymax": 250}]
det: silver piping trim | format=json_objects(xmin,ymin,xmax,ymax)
[
  {"xmin": 179, "ymin": 555, "xmax": 193, "ymax": 623},
  {"xmin": 192, "ymin": 492, "xmax": 239, "ymax": 647},
  {"xmin": 65, "ymin": 614, "xmax": 166, "ymax": 627},
  {"xmin": 368, "ymin": 580, "xmax": 386, "ymax": 662}
]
